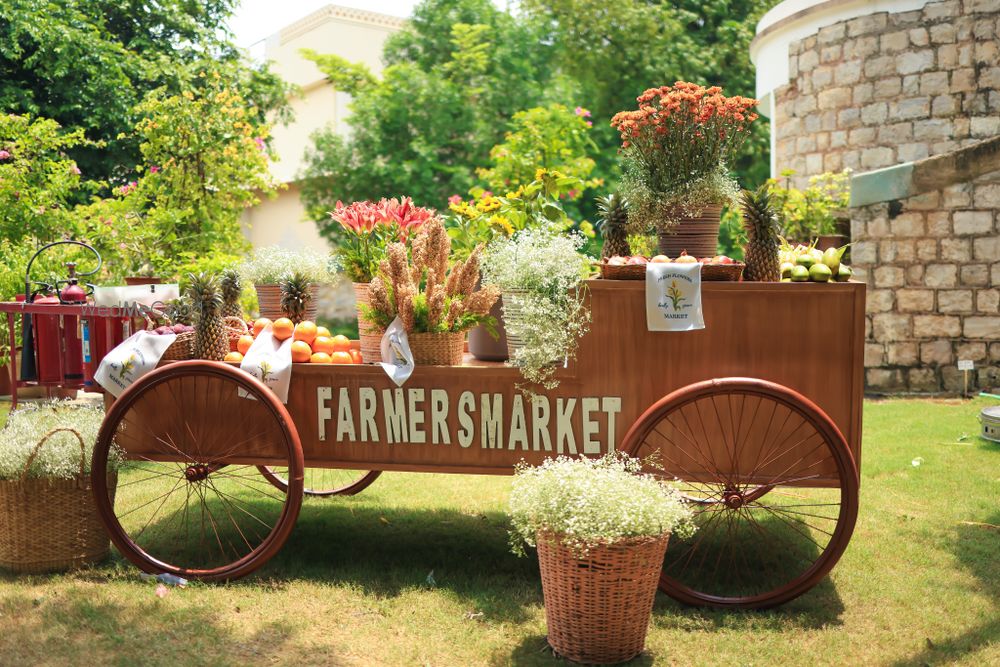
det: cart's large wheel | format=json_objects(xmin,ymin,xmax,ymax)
[
  {"xmin": 621, "ymin": 378, "xmax": 859, "ymax": 609},
  {"xmin": 92, "ymin": 361, "xmax": 303, "ymax": 582},
  {"xmin": 256, "ymin": 466, "xmax": 381, "ymax": 497}
]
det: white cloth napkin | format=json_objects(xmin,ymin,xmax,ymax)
[
  {"xmin": 645, "ymin": 262, "xmax": 705, "ymax": 332},
  {"xmin": 240, "ymin": 323, "xmax": 293, "ymax": 402},
  {"xmin": 379, "ymin": 317, "xmax": 415, "ymax": 387},
  {"xmin": 95, "ymin": 330, "xmax": 177, "ymax": 397}
]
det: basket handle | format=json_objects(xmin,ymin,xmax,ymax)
[
  {"xmin": 224, "ymin": 316, "xmax": 249, "ymax": 334},
  {"xmin": 20, "ymin": 428, "xmax": 86, "ymax": 483}
]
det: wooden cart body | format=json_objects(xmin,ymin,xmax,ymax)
[{"xmin": 119, "ymin": 280, "xmax": 865, "ymax": 476}]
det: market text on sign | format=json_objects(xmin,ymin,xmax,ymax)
[{"xmin": 316, "ymin": 387, "xmax": 622, "ymax": 454}]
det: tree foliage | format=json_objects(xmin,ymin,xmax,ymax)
[{"xmin": 0, "ymin": 0, "xmax": 291, "ymax": 187}]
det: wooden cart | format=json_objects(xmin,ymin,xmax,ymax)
[{"xmin": 92, "ymin": 280, "xmax": 865, "ymax": 609}]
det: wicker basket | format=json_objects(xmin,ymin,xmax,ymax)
[
  {"xmin": 353, "ymin": 282, "xmax": 383, "ymax": 363},
  {"xmin": 225, "ymin": 316, "xmax": 251, "ymax": 352},
  {"xmin": 656, "ymin": 204, "xmax": 724, "ymax": 258},
  {"xmin": 598, "ymin": 262, "xmax": 647, "ymax": 280},
  {"xmin": 0, "ymin": 428, "xmax": 117, "ymax": 573},
  {"xmin": 701, "ymin": 262, "xmax": 745, "ymax": 281},
  {"xmin": 536, "ymin": 531, "xmax": 670, "ymax": 665},
  {"xmin": 408, "ymin": 332, "xmax": 465, "ymax": 366},
  {"xmin": 144, "ymin": 309, "xmax": 193, "ymax": 361},
  {"xmin": 255, "ymin": 283, "xmax": 320, "ymax": 322}
]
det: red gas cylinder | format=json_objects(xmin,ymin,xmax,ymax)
[
  {"xmin": 59, "ymin": 263, "xmax": 87, "ymax": 380},
  {"xmin": 31, "ymin": 294, "xmax": 64, "ymax": 384}
]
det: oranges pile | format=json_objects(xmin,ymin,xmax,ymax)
[{"xmin": 223, "ymin": 318, "xmax": 363, "ymax": 365}]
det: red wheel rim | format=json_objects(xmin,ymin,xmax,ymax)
[
  {"xmin": 621, "ymin": 378, "xmax": 859, "ymax": 609},
  {"xmin": 92, "ymin": 361, "xmax": 304, "ymax": 582},
  {"xmin": 256, "ymin": 466, "xmax": 381, "ymax": 497}
]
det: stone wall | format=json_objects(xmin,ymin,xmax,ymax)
[
  {"xmin": 773, "ymin": 0, "xmax": 1000, "ymax": 187},
  {"xmin": 852, "ymin": 138, "xmax": 1000, "ymax": 393}
]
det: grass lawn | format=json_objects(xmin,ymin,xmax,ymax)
[{"xmin": 0, "ymin": 397, "xmax": 996, "ymax": 666}]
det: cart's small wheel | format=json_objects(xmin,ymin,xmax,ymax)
[
  {"xmin": 92, "ymin": 361, "xmax": 304, "ymax": 582},
  {"xmin": 621, "ymin": 377, "xmax": 859, "ymax": 609},
  {"xmin": 256, "ymin": 466, "xmax": 381, "ymax": 497}
]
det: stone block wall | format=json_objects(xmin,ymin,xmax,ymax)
[
  {"xmin": 852, "ymin": 154, "xmax": 1000, "ymax": 393},
  {"xmin": 773, "ymin": 0, "xmax": 1000, "ymax": 188}
]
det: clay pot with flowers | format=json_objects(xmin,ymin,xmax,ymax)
[
  {"xmin": 329, "ymin": 197, "xmax": 435, "ymax": 362},
  {"xmin": 611, "ymin": 82, "xmax": 760, "ymax": 258}
]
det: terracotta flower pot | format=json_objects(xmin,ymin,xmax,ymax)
[
  {"xmin": 255, "ymin": 284, "xmax": 320, "ymax": 322},
  {"xmin": 468, "ymin": 296, "xmax": 508, "ymax": 362},
  {"xmin": 124, "ymin": 276, "xmax": 163, "ymax": 286},
  {"xmin": 656, "ymin": 204, "xmax": 724, "ymax": 258},
  {"xmin": 353, "ymin": 282, "xmax": 383, "ymax": 363}
]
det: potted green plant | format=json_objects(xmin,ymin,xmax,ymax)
[
  {"xmin": 329, "ymin": 197, "xmax": 435, "ymax": 362},
  {"xmin": 238, "ymin": 246, "xmax": 333, "ymax": 321},
  {"xmin": 481, "ymin": 228, "xmax": 592, "ymax": 390},
  {"xmin": 0, "ymin": 402, "xmax": 118, "ymax": 573},
  {"xmin": 509, "ymin": 453, "xmax": 694, "ymax": 665},
  {"xmin": 767, "ymin": 169, "xmax": 852, "ymax": 250},
  {"xmin": 362, "ymin": 219, "xmax": 499, "ymax": 365},
  {"xmin": 611, "ymin": 82, "xmax": 760, "ymax": 258}
]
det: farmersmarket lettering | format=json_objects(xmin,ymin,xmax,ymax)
[{"xmin": 316, "ymin": 387, "xmax": 622, "ymax": 454}]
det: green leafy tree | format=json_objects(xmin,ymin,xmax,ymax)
[
  {"xmin": 0, "ymin": 0, "xmax": 292, "ymax": 187},
  {"xmin": 0, "ymin": 115, "xmax": 96, "ymax": 243},
  {"xmin": 76, "ymin": 72, "xmax": 280, "ymax": 281},
  {"xmin": 299, "ymin": 0, "xmax": 564, "ymax": 232},
  {"xmin": 518, "ymin": 0, "xmax": 771, "ymax": 187}
]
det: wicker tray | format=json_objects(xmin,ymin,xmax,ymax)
[
  {"xmin": 598, "ymin": 262, "xmax": 647, "ymax": 280},
  {"xmin": 701, "ymin": 262, "xmax": 745, "ymax": 281}
]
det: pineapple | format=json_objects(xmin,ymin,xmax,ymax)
[
  {"xmin": 596, "ymin": 194, "xmax": 631, "ymax": 259},
  {"xmin": 219, "ymin": 268, "xmax": 243, "ymax": 318},
  {"xmin": 741, "ymin": 185, "xmax": 781, "ymax": 282},
  {"xmin": 186, "ymin": 273, "xmax": 229, "ymax": 361},
  {"xmin": 279, "ymin": 272, "xmax": 312, "ymax": 324}
]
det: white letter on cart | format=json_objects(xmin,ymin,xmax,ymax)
[
  {"xmin": 532, "ymin": 395, "xmax": 551, "ymax": 452},
  {"xmin": 556, "ymin": 398, "xmax": 577, "ymax": 454},
  {"xmin": 317, "ymin": 386, "xmax": 333, "ymax": 441},
  {"xmin": 481, "ymin": 394, "xmax": 503, "ymax": 449},
  {"xmin": 581, "ymin": 397, "xmax": 600, "ymax": 454},
  {"xmin": 602, "ymin": 397, "xmax": 622, "ymax": 452},
  {"xmin": 336, "ymin": 387, "xmax": 356, "ymax": 442},
  {"xmin": 382, "ymin": 388, "xmax": 408, "ymax": 444},
  {"xmin": 457, "ymin": 391, "xmax": 475, "ymax": 447},
  {"xmin": 508, "ymin": 394, "xmax": 529, "ymax": 451},
  {"xmin": 359, "ymin": 387, "xmax": 379, "ymax": 442},
  {"xmin": 431, "ymin": 389, "xmax": 450, "ymax": 445},
  {"xmin": 407, "ymin": 388, "xmax": 426, "ymax": 444}
]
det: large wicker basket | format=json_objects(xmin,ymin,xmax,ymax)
[
  {"xmin": 353, "ymin": 282, "xmax": 383, "ymax": 363},
  {"xmin": 536, "ymin": 531, "xmax": 670, "ymax": 665},
  {"xmin": 408, "ymin": 332, "xmax": 465, "ymax": 366},
  {"xmin": 0, "ymin": 428, "xmax": 117, "ymax": 573}
]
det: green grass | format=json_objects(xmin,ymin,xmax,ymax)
[{"xmin": 0, "ymin": 397, "xmax": 997, "ymax": 666}]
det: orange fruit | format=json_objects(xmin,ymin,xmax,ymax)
[
  {"xmin": 331, "ymin": 334, "xmax": 351, "ymax": 353},
  {"xmin": 349, "ymin": 349, "xmax": 363, "ymax": 364},
  {"xmin": 237, "ymin": 334, "xmax": 255, "ymax": 355},
  {"xmin": 272, "ymin": 318, "xmax": 294, "ymax": 341},
  {"xmin": 253, "ymin": 318, "xmax": 272, "ymax": 337},
  {"xmin": 312, "ymin": 336, "xmax": 335, "ymax": 355},
  {"xmin": 294, "ymin": 320, "xmax": 318, "ymax": 345},
  {"xmin": 224, "ymin": 351, "xmax": 244, "ymax": 363},
  {"xmin": 291, "ymin": 340, "xmax": 312, "ymax": 363},
  {"xmin": 330, "ymin": 351, "xmax": 353, "ymax": 365},
  {"xmin": 310, "ymin": 352, "xmax": 332, "ymax": 364},
  {"xmin": 316, "ymin": 326, "xmax": 332, "ymax": 339}
]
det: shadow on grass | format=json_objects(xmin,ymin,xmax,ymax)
[
  {"xmin": 0, "ymin": 580, "xmax": 299, "ymax": 667},
  {"xmin": 890, "ymin": 503, "xmax": 1000, "ymax": 666},
  {"xmin": 500, "ymin": 635, "xmax": 655, "ymax": 667}
]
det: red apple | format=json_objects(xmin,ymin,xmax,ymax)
[
  {"xmin": 712, "ymin": 255, "xmax": 735, "ymax": 265},
  {"xmin": 626, "ymin": 256, "xmax": 648, "ymax": 265},
  {"xmin": 607, "ymin": 256, "xmax": 627, "ymax": 266}
]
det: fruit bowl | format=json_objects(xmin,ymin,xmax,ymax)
[
  {"xmin": 701, "ymin": 262, "xmax": 745, "ymax": 281},
  {"xmin": 599, "ymin": 262, "xmax": 647, "ymax": 280}
]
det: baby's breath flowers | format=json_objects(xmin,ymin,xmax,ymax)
[
  {"xmin": 482, "ymin": 228, "xmax": 592, "ymax": 390},
  {"xmin": 0, "ymin": 402, "xmax": 109, "ymax": 480},
  {"xmin": 508, "ymin": 453, "xmax": 695, "ymax": 558}
]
